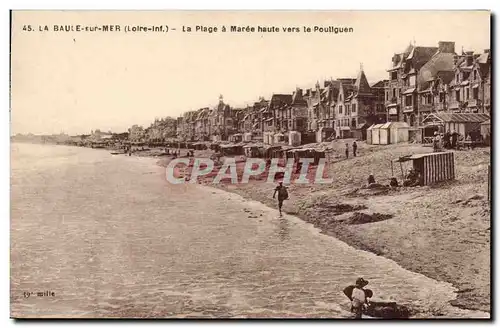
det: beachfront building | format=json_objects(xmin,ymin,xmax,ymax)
[
  {"xmin": 209, "ymin": 95, "xmax": 236, "ymax": 141},
  {"xmin": 334, "ymin": 68, "xmax": 386, "ymax": 140},
  {"xmin": 305, "ymin": 80, "xmax": 340, "ymax": 142},
  {"xmin": 289, "ymin": 88, "xmax": 309, "ymax": 133},
  {"xmin": 371, "ymin": 80, "xmax": 389, "ymax": 123},
  {"xmin": 146, "ymin": 117, "xmax": 177, "ymax": 143},
  {"xmin": 385, "ymin": 41, "xmax": 446, "ymax": 126},
  {"xmin": 262, "ymin": 93, "xmax": 293, "ymax": 144},
  {"xmin": 177, "ymin": 111, "xmax": 197, "ymax": 141},
  {"xmin": 448, "ymin": 49, "xmax": 491, "ymax": 114},
  {"xmin": 194, "ymin": 107, "xmax": 212, "ymax": 141},
  {"xmin": 416, "ymin": 42, "xmax": 456, "ymax": 118},
  {"xmin": 128, "ymin": 125, "xmax": 146, "ymax": 142}
]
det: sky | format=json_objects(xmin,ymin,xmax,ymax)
[{"xmin": 11, "ymin": 11, "xmax": 490, "ymax": 135}]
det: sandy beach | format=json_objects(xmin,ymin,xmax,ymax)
[{"xmin": 156, "ymin": 140, "xmax": 491, "ymax": 314}]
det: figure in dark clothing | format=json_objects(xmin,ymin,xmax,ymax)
[
  {"xmin": 345, "ymin": 143, "xmax": 349, "ymax": 159},
  {"xmin": 352, "ymin": 141, "xmax": 358, "ymax": 157},
  {"xmin": 343, "ymin": 278, "xmax": 372, "ymax": 319},
  {"xmin": 273, "ymin": 182, "xmax": 288, "ymax": 217},
  {"xmin": 451, "ymin": 131, "xmax": 458, "ymax": 149},
  {"xmin": 403, "ymin": 168, "xmax": 420, "ymax": 187},
  {"xmin": 368, "ymin": 174, "xmax": 376, "ymax": 185},
  {"xmin": 443, "ymin": 132, "xmax": 451, "ymax": 149},
  {"xmin": 390, "ymin": 177, "xmax": 399, "ymax": 188}
]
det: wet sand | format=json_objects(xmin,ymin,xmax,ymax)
[{"xmin": 11, "ymin": 143, "xmax": 489, "ymax": 318}]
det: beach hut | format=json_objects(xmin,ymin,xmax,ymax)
[
  {"xmin": 378, "ymin": 122, "xmax": 410, "ymax": 145},
  {"xmin": 274, "ymin": 133, "xmax": 286, "ymax": 144},
  {"xmin": 243, "ymin": 133, "xmax": 252, "ymax": 142},
  {"xmin": 394, "ymin": 152, "xmax": 455, "ymax": 186},
  {"xmin": 379, "ymin": 122, "xmax": 391, "ymax": 145},
  {"xmin": 389, "ymin": 122, "xmax": 410, "ymax": 144},
  {"xmin": 366, "ymin": 125, "xmax": 375, "ymax": 144},
  {"xmin": 480, "ymin": 120, "xmax": 491, "ymax": 145},
  {"xmin": 263, "ymin": 132, "xmax": 274, "ymax": 145},
  {"xmin": 370, "ymin": 124, "xmax": 384, "ymax": 145},
  {"xmin": 229, "ymin": 134, "xmax": 243, "ymax": 143},
  {"xmin": 220, "ymin": 143, "xmax": 244, "ymax": 156}
]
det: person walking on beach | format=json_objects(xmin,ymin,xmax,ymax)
[
  {"xmin": 273, "ymin": 182, "xmax": 288, "ymax": 217},
  {"xmin": 343, "ymin": 277, "xmax": 372, "ymax": 319},
  {"xmin": 345, "ymin": 143, "xmax": 349, "ymax": 159},
  {"xmin": 352, "ymin": 141, "xmax": 358, "ymax": 157}
]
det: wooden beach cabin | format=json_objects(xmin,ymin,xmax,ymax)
[
  {"xmin": 366, "ymin": 125, "xmax": 374, "ymax": 144},
  {"xmin": 480, "ymin": 119, "xmax": 491, "ymax": 145},
  {"xmin": 422, "ymin": 112, "xmax": 490, "ymax": 139},
  {"xmin": 370, "ymin": 124, "xmax": 384, "ymax": 145},
  {"xmin": 378, "ymin": 122, "xmax": 410, "ymax": 145},
  {"xmin": 394, "ymin": 152, "xmax": 455, "ymax": 186}
]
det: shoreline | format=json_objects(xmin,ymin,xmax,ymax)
[
  {"xmin": 148, "ymin": 142, "xmax": 490, "ymax": 316},
  {"xmin": 13, "ymin": 142, "xmax": 490, "ymax": 316}
]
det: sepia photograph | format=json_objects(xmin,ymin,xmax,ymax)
[{"xmin": 9, "ymin": 10, "xmax": 491, "ymax": 319}]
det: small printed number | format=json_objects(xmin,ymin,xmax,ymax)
[{"xmin": 22, "ymin": 25, "xmax": 33, "ymax": 32}]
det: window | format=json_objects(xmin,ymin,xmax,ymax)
[
  {"xmin": 392, "ymin": 89, "xmax": 396, "ymax": 98},
  {"xmin": 405, "ymin": 95, "xmax": 412, "ymax": 106},
  {"xmin": 473, "ymin": 88, "xmax": 479, "ymax": 99},
  {"xmin": 473, "ymin": 70, "xmax": 478, "ymax": 80},
  {"xmin": 409, "ymin": 75, "xmax": 416, "ymax": 86},
  {"xmin": 391, "ymin": 71, "xmax": 397, "ymax": 80},
  {"xmin": 456, "ymin": 74, "xmax": 460, "ymax": 83},
  {"xmin": 466, "ymin": 88, "xmax": 470, "ymax": 100},
  {"xmin": 339, "ymin": 105, "xmax": 343, "ymax": 114},
  {"xmin": 455, "ymin": 90, "xmax": 460, "ymax": 101},
  {"xmin": 440, "ymin": 93, "xmax": 445, "ymax": 103},
  {"xmin": 352, "ymin": 104, "xmax": 357, "ymax": 113}
]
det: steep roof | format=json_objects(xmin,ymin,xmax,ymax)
[
  {"xmin": 354, "ymin": 69, "xmax": 372, "ymax": 94},
  {"xmin": 370, "ymin": 80, "xmax": 387, "ymax": 88},
  {"xmin": 390, "ymin": 43, "xmax": 439, "ymax": 71},
  {"xmin": 270, "ymin": 94, "xmax": 293, "ymax": 106},
  {"xmin": 417, "ymin": 51, "xmax": 456, "ymax": 90},
  {"xmin": 292, "ymin": 91, "xmax": 307, "ymax": 106},
  {"xmin": 476, "ymin": 51, "xmax": 491, "ymax": 78},
  {"xmin": 412, "ymin": 46, "xmax": 439, "ymax": 69}
]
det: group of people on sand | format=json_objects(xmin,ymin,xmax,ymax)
[{"xmin": 366, "ymin": 167, "xmax": 421, "ymax": 189}]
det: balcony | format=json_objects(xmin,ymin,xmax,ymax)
[
  {"xmin": 467, "ymin": 99, "xmax": 479, "ymax": 107},
  {"xmin": 419, "ymin": 104, "xmax": 434, "ymax": 112},
  {"xmin": 435, "ymin": 103, "xmax": 447, "ymax": 111},
  {"xmin": 402, "ymin": 105, "xmax": 415, "ymax": 113}
]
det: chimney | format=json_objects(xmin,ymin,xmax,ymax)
[
  {"xmin": 296, "ymin": 88, "xmax": 303, "ymax": 98},
  {"xmin": 465, "ymin": 51, "xmax": 474, "ymax": 66},
  {"xmin": 438, "ymin": 41, "xmax": 455, "ymax": 53}
]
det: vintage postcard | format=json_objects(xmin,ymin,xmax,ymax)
[{"xmin": 10, "ymin": 10, "xmax": 491, "ymax": 319}]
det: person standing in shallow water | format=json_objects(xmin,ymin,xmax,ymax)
[
  {"xmin": 343, "ymin": 277, "xmax": 372, "ymax": 319},
  {"xmin": 273, "ymin": 182, "xmax": 288, "ymax": 217},
  {"xmin": 345, "ymin": 143, "xmax": 349, "ymax": 159}
]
